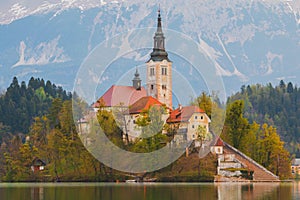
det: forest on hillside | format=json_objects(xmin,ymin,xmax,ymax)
[
  {"xmin": 0, "ymin": 78, "xmax": 293, "ymax": 181},
  {"xmin": 0, "ymin": 77, "xmax": 71, "ymax": 136},
  {"xmin": 0, "ymin": 77, "xmax": 214, "ymax": 182},
  {"xmin": 228, "ymin": 80, "xmax": 300, "ymax": 156}
]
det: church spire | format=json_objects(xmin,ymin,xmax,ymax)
[
  {"xmin": 132, "ymin": 67, "xmax": 141, "ymax": 90},
  {"xmin": 148, "ymin": 9, "xmax": 170, "ymax": 62},
  {"xmin": 157, "ymin": 8, "xmax": 162, "ymax": 34}
]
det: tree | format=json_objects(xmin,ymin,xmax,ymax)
[
  {"xmin": 29, "ymin": 116, "xmax": 49, "ymax": 149},
  {"xmin": 196, "ymin": 125, "xmax": 211, "ymax": 148},
  {"xmin": 97, "ymin": 109, "xmax": 124, "ymax": 148},
  {"xmin": 17, "ymin": 142, "xmax": 38, "ymax": 180},
  {"xmin": 0, "ymin": 123, "xmax": 11, "ymax": 144},
  {"xmin": 48, "ymin": 98, "xmax": 63, "ymax": 128},
  {"xmin": 191, "ymin": 92, "xmax": 212, "ymax": 118},
  {"xmin": 257, "ymin": 124, "xmax": 291, "ymax": 179},
  {"xmin": 46, "ymin": 128, "xmax": 67, "ymax": 180},
  {"xmin": 246, "ymin": 122, "xmax": 260, "ymax": 159},
  {"xmin": 191, "ymin": 92, "xmax": 225, "ymax": 136},
  {"xmin": 58, "ymin": 101, "xmax": 75, "ymax": 137},
  {"xmin": 133, "ymin": 106, "xmax": 168, "ymax": 152},
  {"xmin": 222, "ymin": 100, "xmax": 250, "ymax": 151},
  {"xmin": 287, "ymin": 82, "xmax": 294, "ymax": 93}
]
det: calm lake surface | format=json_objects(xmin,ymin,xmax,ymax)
[{"xmin": 0, "ymin": 181, "xmax": 299, "ymax": 200}]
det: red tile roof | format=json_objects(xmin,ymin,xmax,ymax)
[
  {"xmin": 167, "ymin": 105, "xmax": 205, "ymax": 123},
  {"xmin": 129, "ymin": 96, "xmax": 165, "ymax": 114},
  {"xmin": 93, "ymin": 85, "xmax": 147, "ymax": 108},
  {"xmin": 215, "ymin": 137, "xmax": 224, "ymax": 146}
]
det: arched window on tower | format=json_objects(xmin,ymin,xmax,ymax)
[
  {"xmin": 162, "ymin": 67, "xmax": 167, "ymax": 75},
  {"xmin": 150, "ymin": 68, "xmax": 155, "ymax": 76}
]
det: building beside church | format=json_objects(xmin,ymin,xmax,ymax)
[
  {"xmin": 123, "ymin": 96, "xmax": 170, "ymax": 142},
  {"xmin": 93, "ymin": 9, "xmax": 210, "ymax": 144},
  {"xmin": 167, "ymin": 105, "xmax": 211, "ymax": 143},
  {"xmin": 291, "ymin": 158, "xmax": 300, "ymax": 176}
]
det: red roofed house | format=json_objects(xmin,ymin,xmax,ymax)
[
  {"xmin": 123, "ymin": 96, "xmax": 169, "ymax": 142},
  {"xmin": 167, "ymin": 105, "xmax": 211, "ymax": 144},
  {"xmin": 210, "ymin": 137, "xmax": 224, "ymax": 155},
  {"xmin": 31, "ymin": 157, "xmax": 46, "ymax": 173}
]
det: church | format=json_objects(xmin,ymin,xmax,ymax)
[
  {"xmin": 94, "ymin": 9, "xmax": 211, "ymax": 143},
  {"xmin": 78, "ymin": 9, "xmax": 281, "ymax": 182}
]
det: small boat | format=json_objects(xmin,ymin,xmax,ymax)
[
  {"xmin": 125, "ymin": 179, "xmax": 138, "ymax": 183},
  {"xmin": 143, "ymin": 178, "xmax": 157, "ymax": 182},
  {"xmin": 126, "ymin": 177, "xmax": 157, "ymax": 183}
]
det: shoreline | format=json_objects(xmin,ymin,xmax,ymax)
[{"xmin": 0, "ymin": 179, "xmax": 294, "ymax": 184}]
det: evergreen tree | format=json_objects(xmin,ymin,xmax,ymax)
[
  {"xmin": 222, "ymin": 100, "xmax": 250, "ymax": 151},
  {"xmin": 0, "ymin": 77, "xmax": 72, "ymax": 134}
]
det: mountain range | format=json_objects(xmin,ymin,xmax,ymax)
[{"xmin": 0, "ymin": 0, "xmax": 299, "ymax": 100}]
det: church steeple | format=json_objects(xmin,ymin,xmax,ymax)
[
  {"xmin": 156, "ymin": 9, "xmax": 163, "ymax": 37},
  {"xmin": 132, "ymin": 68, "xmax": 141, "ymax": 90},
  {"xmin": 149, "ymin": 9, "xmax": 170, "ymax": 62},
  {"xmin": 146, "ymin": 8, "xmax": 173, "ymax": 109}
]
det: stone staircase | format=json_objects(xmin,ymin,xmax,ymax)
[{"xmin": 223, "ymin": 142, "xmax": 279, "ymax": 182}]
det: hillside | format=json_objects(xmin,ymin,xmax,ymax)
[
  {"xmin": 154, "ymin": 152, "xmax": 217, "ymax": 182},
  {"xmin": 0, "ymin": 78, "xmax": 217, "ymax": 182},
  {"xmin": 0, "ymin": 77, "xmax": 292, "ymax": 181},
  {"xmin": 228, "ymin": 80, "xmax": 300, "ymax": 155}
]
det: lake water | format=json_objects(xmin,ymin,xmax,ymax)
[{"xmin": 0, "ymin": 181, "xmax": 299, "ymax": 200}]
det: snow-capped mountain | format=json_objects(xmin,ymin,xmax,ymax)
[{"xmin": 0, "ymin": 0, "xmax": 299, "ymax": 98}]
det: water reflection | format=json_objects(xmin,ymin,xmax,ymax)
[
  {"xmin": 216, "ymin": 182, "xmax": 293, "ymax": 200},
  {"xmin": 0, "ymin": 181, "xmax": 298, "ymax": 200},
  {"xmin": 31, "ymin": 187, "xmax": 44, "ymax": 200}
]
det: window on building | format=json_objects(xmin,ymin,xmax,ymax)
[
  {"xmin": 151, "ymin": 84, "xmax": 154, "ymax": 90},
  {"xmin": 201, "ymin": 115, "xmax": 204, "ymax": 120},
  {"xmin": 195, "ymin": 116, "xmax": 198, "ymax": 119},
  {"xmin": 192, "ymin": 125, "xmax": 194, "ymax": 129},
  {"xmin": 162, "ymin": 67, "xmax": 167, "ymax": 75},
  {"xmin": 133, "ymin": 120, "xmax": 136, "ymax": 124},
  {"xmin": 162, "ymin": 85, "xmax": 167, "ymax": 90},
  {"xmin": 150, "ymin": 68, "xmax": 155, "ymax": 76}
]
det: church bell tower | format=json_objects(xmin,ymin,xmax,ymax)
[
  {"xmin": 146, "ymin": 9, "xmax": 172, "ymax": 109},
  {"xmin": 132, "ymin": 68, "xmax": 141, "ymax": 90}
]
